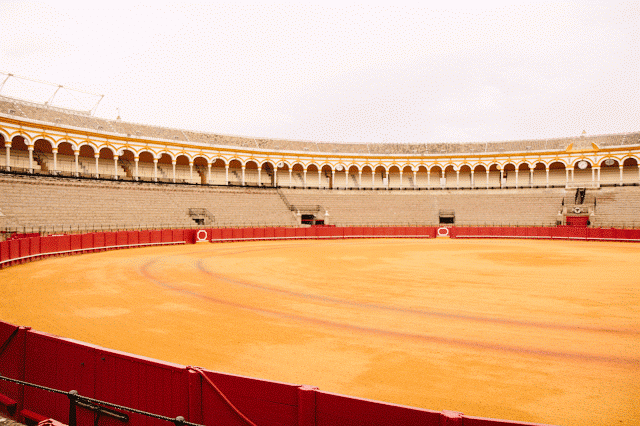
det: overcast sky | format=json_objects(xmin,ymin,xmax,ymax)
[{"xmin": 1, "ymin": 1, "xmax": 638, "ymax": 144}]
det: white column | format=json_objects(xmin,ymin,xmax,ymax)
[
  {"xmin": 399, "ymin": 171, "xmax": 403, "ymax": 189},
  {"xmin": 515, "ymin": 169, "xmax": 519, "ymax": 188},
  {"xmin": 303, "ymin": 169, "xmax": 307, "ymax": 187},
  {"xmin": 371, "ymin": 171, "xmax": 375, "ymax": 188},
  {"xmin": 189, "ymin": 162, "xmax": 194, "ymax": 183},
  {"xmin": 413, "ymin": 170, "xmax": 417, "ymax": 188},
  {"xmin": 225, "ymin": 164, "xmax": 229, "ymax": 185},
  {"xmin": 591, "ymin": 166, "xmax": 595, "ymax": 183},
  {"xmin": 359, "ymin": 170, "xmax": 362, "ymax": 188},
  {"xmin": 172, "ymin": 161, "xmax": 176, "ymax": 182},
  {"xmin": 455, "ymin": 170, "xmax": 459, "ymax": 189},
  {"xmin": 207, "ymin": 163, "xmax": 211, "ymax": 184},
  {"xmin": 486, "ymin": 169, "xmax": 489, "ymax": 189},
  {"xmin": 596, "ymin": 166, "xmax": 600, "ymax": 184},
  {"xmin": 94, "ymin": 153, "xmax": 99, "ymax": 177},
  {"xmin": 470, "ymin": 170, "xmax": 474, "ymax": 188},
  {"xmin": 5, "ymin": 143, "xmax": 11, "ymax": 170},
  {"xmin": 530, "ymin": 169, "xmax": 534, "ymax": 187},
  {"xmin": 288, "ymin": 168, "xmax": 292, "ymax": 188},
  {"xmin": 134, "ymin": 157, "xmax": 139, "ymax": 181},
  {"xmin": 345, "ymin": 170, "xmax": 349, "ymax": 189},
  {"xmin": 113, "ymin": 156, "xmax": 119, "ymax": 180},
  {"xmin": 242, "ymin": 165, "xmax": 246, "ymax": 186},
  {"xmin": 499, "ymin": 169, "xmax": 504, "ymax": 188},
  {"xmin": 52, "ymin": 149, "xmax": 58, "ymax": 174},
  {"xmin": 318, "ymin": 170, "xmax": 322, "ymax": 188},
  {"xmin": 153, "ymin": 159, "xmax": 158, "ymax": 181},
  {"xmin": 331, "ymin": 169, "xmax": 335, "ymax": 189},
  {"xmin": 565, "ymin": 168, "xmax": 569, "ymax": 185},
  {"xmin": 258, "ymin": 167, "xmax": 262, "ymax": 186},
  {"xmin": 619, "ymin": 165, "xmax": 624, "ymax": 185},
  {"xmin": 74, "ymin": 150, "xmax": 79, "ymax": 176},
  {"xmin": 274, "ymin": 168, "xmax": 278, "ymax": 187},
  {"xmin": 427, "ymin": 170, "xmax": 431, "ymax": 188},
  {"xmin": 570, "ymin": 167, "xmax": 574, "ymax": 182},
  {"xmin": 28, "ymin": 146, "xmax": 34, "ymax": 172},
  {"xmin": 546, "ymin": 167, "xmax": 550, "ymax": 188}
]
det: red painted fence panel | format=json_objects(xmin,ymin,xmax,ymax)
[
  {"xmin": 285, "ymin": 227, "xmax": 296, "ymax": 238},
  {"xmin": 0, "ymin": 241, "xmax": 8, "ymax": 265},
  {"xmin": 94, "ymin": 232, "xmax": 106, "ymax": 248},
  {"xmin": 161, "ymin": 230, "xmax": 173, "ymax": 243},
  {"xmin": 138, "ymin": 230, "xmax": 150, "ymax": 245},
  {"xmin": 221, "ymin": 228, "xmax": 233, "ymax": 241},
  {"xmin": 232, "ymin": 228, "xmax": 243, "ymax": 240},
  {"xmin": 265, "ymin": 228, "xmax": 276, "ymax": 238},
  {"xmin": 81, "ymin": 233, "xmax": 94, "ymax": 250},
  {"xmin": 275, "ymin": 227, "xmax": 286, "ymax": 239},
  {"xmin": 28, "ymin": 237, "xmax": 40, "ymax": 257},
  {"xmin": 254, "ymin": 228, "xmax": 265, "ymax": 239},
  {"xmin": 242, "ymin": 227, "xmax": 254, "ymax": 240},
  {"xmin": 315, "ymin": 391, "xmax": 441, "ymax": 426},
  {"xmin": 172, "ymin": 229, "xmax": 184, "ymax": 242},
  {"xmin": 198, "ymin": 370, "xmax": 299, "ymax": 426},
  {"xmin": 70, "ymin": 234, "xmax": 81, "ymax": 251},
  {"xmin": 104, "ymin": 232, "xmax": 117, "ymax": 247},
  {"xmin": 150, "ymin": 230, "xmax": 162, "ymax": 244}
]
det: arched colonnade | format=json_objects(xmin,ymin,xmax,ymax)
[{"xmin": 2, "ymin": 132, "xmax": 640, "ymax": 189}]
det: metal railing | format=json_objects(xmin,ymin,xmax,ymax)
[{"xmin": 0, "ymin": 374, "xmax": 203, "ymax": 426}]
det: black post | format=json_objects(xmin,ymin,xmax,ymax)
[{"xmin": 68, "ymin": 390, "xmax": 78, "ymax": 426}]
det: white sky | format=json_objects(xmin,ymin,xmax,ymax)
[{"xmin": 1, "ymin": 1, "xmax": 638, "ymax": 144}]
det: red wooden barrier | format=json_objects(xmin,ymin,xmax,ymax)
[
  {"xmin": 104, "ymin": 232, "xmax": 117, "ymax": 247},
  {"xmin": 81, "ymin": 233, "xmax": 94, "ymax": 251},
  {"xmin": 127, "ymin": 231, "xmax": 139, "ymax": 245},
  {"xmin": 70, "ymin": 234, "xmax": 81, "ymax": 251},
  {"xmin": 210, "ymin": 228, "xmax": 222, "ymax": 241},
  {"xmin": 198, "ymin": 369, "xmax": 299, "ymax": 426},
  {"xmin": 624, "ymin": 229, "xmax": 640, "ymax": 241},
  {"xmin": 161, "ymin": 229, "xmax": 173, "ymax": 243},
  {"xmin": 232, "ymin": 228, "xmax": 243, "ymax": 240},
  {"xmin": 242, "ymin": 227, "xmax": 254, "ymax": 240},
  {"xmin": 265, "ymin": 228, "xmax": 276, "ymax": 239},
  {"xmin": 221, "ymin": 228, "xmax": 233, "ymax": 241},
  {"xmin": 28, "ymin": 237, "xmax": 40, "ymax": 258},
  {"xmin": 294, "ymin": 227, "xmax": 306, "ymax": 238},
  {"xmin": 19, "ymin": 238, "xmax": 30, "ymax": 259},
  {"xmin": 285, "ymin": 227, "xmax": 296, "ymax": 239},
  {"xmin": 315, "ymin": 391, "xmax": 442, "ymax": 426},
  {"xmin": 94, "ymin": 232, "xmax": 106, "ymax": 249},
  {"xmin": 172, "ymin": 229, "xmax": 184, "ymax": 243},
  {"xmin": 150, "ymin": 230, "xmax": 162, "ymax": 244},
  {"xmin": 254, "ymin": 228, "xmax": 265, "ymax": 239},
  {"xmin": 275, "ymin": 227, "xmax": 286, "ymax": 239},
  {"xmin": 0, "ymin": 241, "xmax": 8, "ymax": 266},
  {"xmin": 138, "ymin": 231, "xmax": 150, "ymax": 245}
]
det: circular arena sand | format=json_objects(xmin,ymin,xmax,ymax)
[{"xmin": 0, "ymin": 238, "xmax": 638, "ymax": 426}]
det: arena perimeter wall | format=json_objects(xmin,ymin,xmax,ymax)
[
  {"xmin": 1, "ymin": 225, "xmax": 638, "ymax": 426},
  {"xmin": 0, "ymin": 321, "xmax": 552, "ymax": 426},
  {"xmin": 2, "ymin": 226, "xmax": 640, "ymax": 269}
]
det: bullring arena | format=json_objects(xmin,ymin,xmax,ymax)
[{"xmin": 0, "ymin": 94, "xmax": 639, "ymax": 426}]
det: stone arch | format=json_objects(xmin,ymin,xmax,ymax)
[
  {"xmin": 373, "ymin": 165, "xmax": 387, "ymax": 189},
  {"xmin": 388, "ymin": 165, "xmax": 401, "ymax": 188},
  {"xmin": 459, "ymin": 164, "xmax": 472, "ymax": 189},
  {"xmin": 548, "ymin": 161, "xmax": 567, "ymax": 186},
  {"xmin": 320, "ymin": 164, "xmax": 333, "ymax": 189}
]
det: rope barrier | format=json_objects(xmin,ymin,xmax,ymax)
[{"xmin": 187, "ymin": 367, "xmax": 258, "ymax": 426}]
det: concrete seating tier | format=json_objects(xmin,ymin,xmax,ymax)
[
  {"xmin": 281, "ymin": 187, "xmax": 568, "ymax": 227},
  {"xmin": 0, "ymin": 174, "xmax": 297, "ymax": 231}
]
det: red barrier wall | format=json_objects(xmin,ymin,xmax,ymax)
[{"xmin": 0, "ymin": 320, "xmax": 553, "ymax": 426}]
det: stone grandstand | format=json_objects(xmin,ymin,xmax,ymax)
[{"xmin": 1, "ymin": 94, "xmax": 640, "ymax": 235}]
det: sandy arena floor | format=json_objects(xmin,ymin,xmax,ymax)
[{"xmin": 0, "ymin": 238, "xmax": 638, "ymax": 425}]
